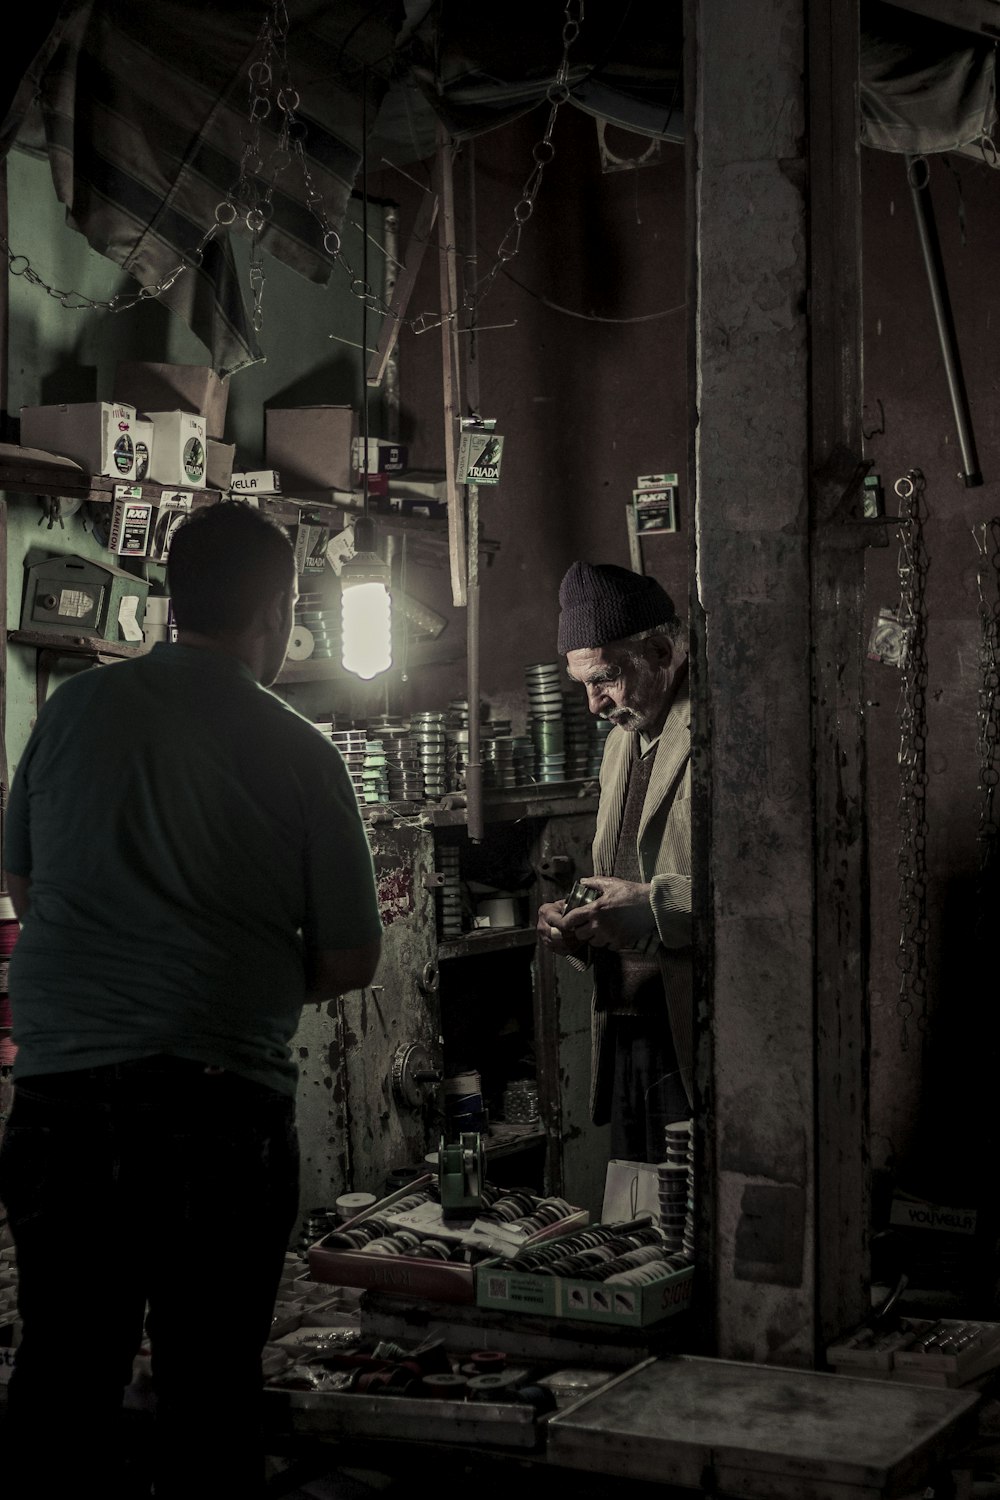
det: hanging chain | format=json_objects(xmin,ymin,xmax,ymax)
[
  {"xmin": 893, "ymin": 469, "xmax": 930, "ymax": 1052},
  {"xmin": 973, "ymin": 519, "xmax": 1000, "ymax": 936},
  {"xmin": 3, "ymin": 0, "xmax": 583, "ymax": 338},
  {"xmin": 0, "ymin": 226, "xmax": 218, "ymax": 314},
  {"xmin": 463, "ymin": 0, "xmax": 583, "ymax": 312}
]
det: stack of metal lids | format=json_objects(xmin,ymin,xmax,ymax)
[
  {"xmin": 369, "ymin": 715, "xmax": 424, "ymax": 804},
  {"xmin": 444, "ymin": 697, "xmax": 471, "ymax": 793},
  {"xmin": 525, "ymin": 662, "xmax": 566, "ymax": 783},
  {"xmin": 482, "ymin": 719, "xmax": 516, "ymax": 788},
  {"xmin": 296, "ymin": 596, "xmax": 341, "ymax": 660},
  {"xmin": 512, "ymin": 735, "xmax": 537, "ymax": 786},
  {"xmin": 563, "ymin": 686, "xmax": 592, "ymax": 779},
  {"xmin": 437, "ymin": 843, "xmax": 462, "ymax": 937},
  {"xmin": 330, "ymin": 727, "xmax": 368, "ymax": 800},
  {"xmin": 590, "ymin": 715, "xmax": 613, "ymax": 774},
  {"xmin": 411, "ymin": 710, "xmax": 447, "ymax": 799},
  {"xmin": 661, "ymin": 1118, "xmax": 695, "ymax": 1262},
  {"xmin": 361, "ymin": 737, "xmax": 390, "ymax": 803}
]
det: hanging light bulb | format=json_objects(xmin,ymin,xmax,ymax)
[{"xmin": 340, "ymin": 515, "xmax": 392, "ymax": 680}]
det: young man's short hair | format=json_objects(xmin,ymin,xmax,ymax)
[{"xmin": 167, "ymin": 501, "xmax": 296, "ymax": 635}]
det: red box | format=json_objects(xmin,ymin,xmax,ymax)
[{"xmin": 307, "ymin": 1177, "xmax": 589, "ymax": 1305}]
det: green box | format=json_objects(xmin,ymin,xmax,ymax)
[{"xmin": 476, "ymin": 1258, "xmax": 694, "ymax": 1328}]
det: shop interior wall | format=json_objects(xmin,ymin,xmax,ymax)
[
  {"xmin": 860, "ymin": 142, "xmax": 1000, "ymax": 1239},
  {"xmin": 366, "ymin": 106, "xmax": 690, "ymax": 732}
]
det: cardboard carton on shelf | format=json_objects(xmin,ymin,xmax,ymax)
[
  {"xmin": 265, "ymin": 405, "xmax": 357, "ymax": 493},
  {"xmin": 113, "ymin": 361, "xmax": 229, "ymax": 439},
  {"xmin": 144, "ymin": 411, "xmax": 207, "ymax": 488},
  {"xmin": 206, "ymin": 439, "xmax": 235, "ymax": 491},
  {"xmin": 19, "ymin": 402, "xmax": 143, "ymax": 481}
]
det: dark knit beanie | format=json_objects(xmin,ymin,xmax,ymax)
[{"xmin": 557, "ymin": 562, "xmax": 677, "ymax": 654}]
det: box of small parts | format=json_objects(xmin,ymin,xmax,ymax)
[
  {"xmin": 476, "ymin": 1219, "xmax": 695, "ymax": 1329},
  {"xmin": 827, "ymin": 1317, "xmax": 1000, "ymax": 1388},
  {"xmin": 308, "ymin": 1176, "xmax": 588, "ymax": 1306}
]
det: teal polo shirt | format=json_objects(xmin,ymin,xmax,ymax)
[{"xmin": 4, "ymin": 644, "xmax": 382, "ymax": 1095}]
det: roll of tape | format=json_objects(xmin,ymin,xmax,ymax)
[
  {"xmin": 287, "ymin": 625, "xmax": 315, "ymax": 661},
  {"xmin": 335, "ymin": 1191, "xmax": 377, "ymax": 1221}
]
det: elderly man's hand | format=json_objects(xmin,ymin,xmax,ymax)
[
  {"xmin": 561, "ymin": 876, "xmax": 655, "ymax": 952},
  {"xmin": 536, "ymin": 898, "xmax": 587, "ymax": 958}
]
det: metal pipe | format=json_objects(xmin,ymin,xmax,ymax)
[
  {"xmin": 464, "ymin": 142, "xmax": 484, "ymax": 843},
  {"xmin": 906, "ymin": 154, "xmax": 983, "ymax": 487}
]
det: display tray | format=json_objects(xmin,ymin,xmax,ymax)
[
  {"xmin": 267, "ymin": 1360, "xmax": 627, "ymax": 1452},
  {"xmin": 546, "ymin": 1354, "xmax": 980, "ymax": 1500},
  {"xmin": 267, "ymin": 1382, "xmax": 541, "ymax": 1449},
  {"xmin": 827, "ymin": 1317, "xmax": 1000, "ymax": 1388},
  {"xmin": 307, "ymin": 1177, "xmax": 589, "ymax": 1305}
]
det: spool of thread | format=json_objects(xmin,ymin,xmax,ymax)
[
  {"xmin": 469, "ymin": 1350, "xmax": 507, "ymax": 1373},
  {"xmin": 336, "ymin": 1192, "xmax": 378, "ymax": 1222},
  {"xmin": 466, "ymin": 1373, "xmax": 514, "ymax": 1400},
  {"xmin": 420, "ymin": 1372, "xmax": 468, "ymax": 1398}
]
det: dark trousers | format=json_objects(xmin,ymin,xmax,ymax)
[
  {"xmin": 0, "ymin": 1056, "xmax": 299, "ymax": 1499},
  {"xmin": 609, "ymin": 1010, "xmax": 690, "ymax": 1164}
]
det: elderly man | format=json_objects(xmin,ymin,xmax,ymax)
[{"xmin": 537, "ymin": 561, "xmax": 692, "ymax": 1164}]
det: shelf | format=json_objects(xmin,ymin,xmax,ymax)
[
  {"xmin": 437, "ymin": 927, "xmax": 537, "ymax": 961},
  {"xmin": 0, "ymin": 457, "xmax": 225, "ymax": 507},
  {"xmin": 429, "ymin": 783, "xmax": 601, "ymax": 827},
  {"xmin": 483, "ymin": 1125, "xmax": 546, "ymax": 1158},
  {"xmin": 7, "ymin": 629, "xmax": 148, "ymax": 660}
]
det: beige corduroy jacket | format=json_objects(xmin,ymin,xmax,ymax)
[{"xmin": 588, "ymin": 666, "xmax": 693, "ymax": 1124}]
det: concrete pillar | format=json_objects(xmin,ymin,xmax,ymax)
[{"xmin": 689, "ymin": 0, "xmax": 867, "ymax": 1364}]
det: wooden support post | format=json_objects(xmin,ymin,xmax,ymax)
[{"xmin": 366, "ymin": 187, "xmax": 439, "ymax": 389}]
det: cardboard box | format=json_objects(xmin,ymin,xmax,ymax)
[
  {"xmin": 286, "ymin": 519, "xmax": 331, "ymax": 576},
  {"xmin": 147, "ymin": 492, "xmax": 194, "ymax": 564},
  {"xmin": 206, "ymin": 439, "xmax": 235, "ymax": 491},
  {"xmin": 133, "ymin": 419, "xmax": 154, "ymax": 483},
  {"xmin": 352, "ymin": 437, "xmax": 408, "ymax": 476},
  {"xmin": 265, "ymin": 406, "xmax": 356, "ymax": 493},
  {"xmin": 476, "ymin": 1254, "xmax": 694, "ymax": 1328},
  {"xmin": 145, "ymin": 412, "xmax": 207, "ymax": 488},
  {"xmin": 20, "ymin": 402, "xmax": 141, "ymax": 480},
  {"xmin": 108, "ymin": 493, "xmax": 155, "ymax": 557},
  {"xmin": 113, "ymin": 361, "xmax": 229, "ymax": 439},
  {"xmin": 230, "ymin": 469, "xmax": 281, "ymax": 495}
]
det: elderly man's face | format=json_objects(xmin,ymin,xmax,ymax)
[{"xmin": 565, "ymin": 638, "xmax": 673, "ymax": 734}]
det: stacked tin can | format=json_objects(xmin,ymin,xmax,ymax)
[
  {"xmin": 330, "ymin": 726, "xmax": 368, "ymax": 801},
  {"xmin": 411, "ymin": 710, "xmax": 447, "ymax": 800},
  {"xmin": 658, "ymin": 1118, "xmax": 695, "ymax": 1261},
  {"xmin": 563, "ymin": 686, "xmax": 593, "ymax": 779},
  {"xmin": 437, "ymin": 843, "xmax": 462, "ymax": 937},
  {"xmin": 295, "ymin": 594, "xmax": 341, "ymax": 660},
  {"xmin": 482, "ymin": 717, "xmax": 516, "ymax": 789},
  {"xmin": 444, "ymin": 698, "xmax": 473, "ymax": 793},
  {"xmin": 512, "ymin": 735, "xmax": 537, "ymax": 786},
  {"xmin": 361, "ymin": 738, "xmax": 390, "ymax": 803},
  {"xmin": 369, "ymin": 715, "xmax": 424, "ymax": 804},
  {"xmin": 525, "ymin": 662, "xmax": 566, "ymax": 782},
  {"xmin": 590, "ymin": 715, "xmax": 612, "ymax": 774}
]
